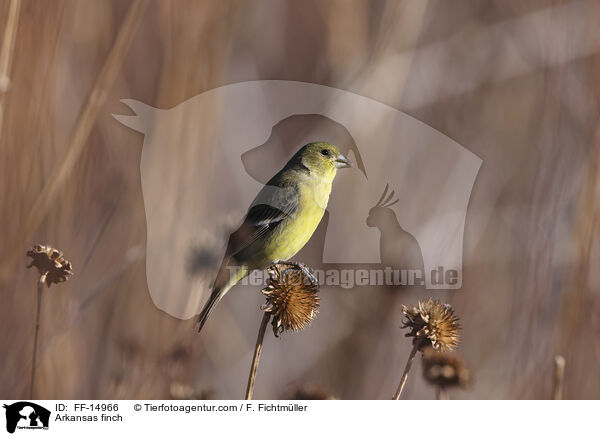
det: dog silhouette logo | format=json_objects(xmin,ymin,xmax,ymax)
[
  {"xmin": 114, "ymin": 80, "xmax": 482, "ymax": 319},
  {"xmin": 3, "ymin": 402, "xmax": 50, "ymax": 433}
]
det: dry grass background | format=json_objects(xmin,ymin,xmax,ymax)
[{"xmin": 1, "ymin": 0, "xmax": 599, "ymax": 399}]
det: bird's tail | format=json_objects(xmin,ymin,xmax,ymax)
[{"xmin": 197, "ymin": 266, "xmax": 248, "ymax": 333}]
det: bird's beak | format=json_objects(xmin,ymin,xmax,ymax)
[{"xmin": 334, "ymin": 154, "xmax": 352, "ymax": 168}]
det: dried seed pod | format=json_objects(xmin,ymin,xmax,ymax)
[
  {"xmin": 422, "ymin": 347, "xmax": 471, "ymax": 389},
  {"xmin": 401, "ymin": 298, "xmax": 460, "ymax": 351},
  {"xmin": 261, "ymin": 263, "xmax": 320, "ymax": 337},
  {"xmin": 26, "ymin": 244, "xmax": 73, "ymax": 287}
]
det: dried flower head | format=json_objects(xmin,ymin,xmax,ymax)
[
  {"xmin": 289, "ymin": 385, "xmax": 338, "ymax": 400},
  {"xmin": 401, "ymin": 298, "xmax": 460, "ymax": 351},
  {"xmin": 422, "ymin": 347, "xmax": 471, "ymax": 389},
  {"xmin": 261, "ymin": 263, "xmax": 320, "ymax": 337},
  {"xmin": 186, "ymin": 232, "xmax": 222, "ymax": 278},
  {"xmin": 26, "ymin": 244, "xmax": 73, "ymax": 287}
]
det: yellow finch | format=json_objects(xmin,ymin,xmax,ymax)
[{"xmin": 197, "ymin": 142, "xmax": 351, "ymax": 332}]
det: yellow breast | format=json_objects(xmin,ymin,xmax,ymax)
[{"xmin": 263, "ymin": 175, "xmax": 333, "ymax": 262}]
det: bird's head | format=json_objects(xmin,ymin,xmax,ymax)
[{"xmin": 296, "ymin": 142, "xmax": 351, "ymax": 179}]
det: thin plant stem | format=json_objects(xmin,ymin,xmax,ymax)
[
  {"xmin": 0, "ymin": 0, "xmax": 21, "ymax": 139},
  {"xmin": 245, "ymin": 312, "xmax": 270, "ymax": 400},
  {"xmin": 393, "ymin": 339, "xmax": 422, "ymax": 400},
  {"xmin": 436, "ymin": 386, "xmax": 449, "ymax": 400},
  {"xmin": 0, "ymin": 0, "xmax": 148, "ymax": 283},
  {"xmin": 553, "ymin": 355, "xmax": 566, "ymax": 400},
  {"xmin": 30, "ymin": 272, "xmax": 47, "ymax": 399}
]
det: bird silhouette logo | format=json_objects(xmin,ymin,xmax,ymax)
[
  {"xmin": 367, "ymin": 184, "xmax": 425, "ymax": 285},
  {"xmin": 114, "ymin": 80, "xmax": 482, "ymax": 319}
]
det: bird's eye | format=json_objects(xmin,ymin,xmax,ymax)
[{"xmin": 320, "ymin": 149, "xmax": 330, "ymax": 156}]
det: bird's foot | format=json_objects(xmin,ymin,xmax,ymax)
[{"xmin": 272, "ymin": 260, "xmax": 319, "ymax": 287}]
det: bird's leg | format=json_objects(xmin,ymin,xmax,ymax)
[{"xmin": 272, "ymin": 260, "xmax": 320, "ymax": 287}]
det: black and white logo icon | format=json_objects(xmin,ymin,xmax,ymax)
[{"xmin": 3, "ymin": 402, "xmax": 50, "ymax": 434}]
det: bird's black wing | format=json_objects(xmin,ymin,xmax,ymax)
[
  {"xmin": 198, "ymin": 183, "xmax": 298, "ymax": 333},
  {"xmin": 224, "ymin": 184, "xmax": 298, "ymax": 259}
]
